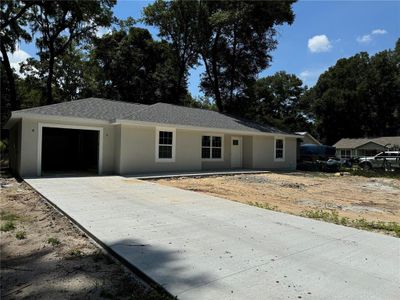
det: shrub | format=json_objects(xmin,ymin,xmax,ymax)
[
  {"xmin": 15, "ymin": 231, "xmax": 26, "ymax": 239},
  {"xmin": 1, "ymin": 221, "xmax": 16, "ymax": 232},
  {"xmin": 47, "ymin": 237, "xmax": 60, "ymax": 246}
]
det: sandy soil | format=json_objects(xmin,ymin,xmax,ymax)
[
  {"xmin": 154, "ymin": 172, "xmax": 400, "ymax": 223},
  {"xmin": 0, "ymin": 175, "xmax": 165, "ymax": 300}
]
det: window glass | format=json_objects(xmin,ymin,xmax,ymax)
[
  {"xmin": 212, "ymin": 136, "xmax": 221, "ymax": 147},
  {"xmin": 202, "ymin": 136, "xmax": 210, "ymax": 147},
  {"xmin": 233, "ymin": 139, "xmax": 239, "ymax": 146},
  {"xmin": 276, "ymin": 149, "xmax": 283, "ymax": 159},
  {"xmin": 276, "ymin": 139, "xmax": 283, "ymax": 149},
  {"xmin": 159, "ymin": 145, "xmax": 172, "ymax": 159},
  {"xmin": 212, "ymin": 148, "xmax": 222, "ymax": 159},
  {"xmin": 158, "ymin": 130, "xmax": 173, "ymax": 159},
  {"xmin": 275, "ymin": 138, "xmax": 284, "ymax": 159},
  {"xmin": 202, "ymin": 147, "xmax": 210, "ymax": 159},
  {"xmin": 202, "ymin": 135, "xmax": 222, "ymax": 159},
  {"xmin": 159, "ymin": 131, "xmax": 172, "ymax": 145}
]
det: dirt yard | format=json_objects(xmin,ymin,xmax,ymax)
[
  {"xmin": 154, "ymin": 172, "xmax": 400, "ymax": 225},
  {"xmin": 0, "ymin": 175, "xmax": 166, "ymax": 300}
]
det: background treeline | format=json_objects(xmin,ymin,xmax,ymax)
[{"xmin": 1, "ymin": 0, "xmax": 399, "ymax": 145}]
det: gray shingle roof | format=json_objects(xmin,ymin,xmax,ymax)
[
  {"xmin": 14, "ymin": 98, "xmax": 291, "ymax": 134},
  {"xmin": 124, "ymin": 102, "xmax": 288, "ymax": 134},
  {"xmin": 15, "ymin": 98, "xmax": 146, "ymax": 121},
  {"xmin": 333, "ymin": 137, "xmax": 400, "ymax": 149}
]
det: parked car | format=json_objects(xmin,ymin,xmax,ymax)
[
  {"xmin": 298, "ymin": 144, "xmax": 339, "ymax": 172},
  {"xmin": 358, "ymin": 151, "xmax": 400, "ymax": 170}
]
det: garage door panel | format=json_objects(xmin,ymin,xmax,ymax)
[{"xmin": 42, "ymin": 127, "xmax": 99, "ymax": 174}]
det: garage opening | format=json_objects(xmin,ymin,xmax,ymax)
[{"xmin": 41, "ymin": 127, "xmax": 99, "ymax": 175}]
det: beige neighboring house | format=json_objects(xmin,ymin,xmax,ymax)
[
  {"xmin": 333, "ymin": 136, "xmax": 400, "ymax": 159},
  {"xmin": 5, "ymin": 98, "xmax": 299, "ymax": 177},
  {"xmin": 295, "ymin": 132, "xmax": 321, "ymax": 145}
]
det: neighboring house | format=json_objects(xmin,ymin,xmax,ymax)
[
  {"xmin": 295, "ymin": 132, "xmax": 321, "ymax": 145},
  {"xmin": 333, "ymin": 136, "xmax": 400, "ymax": 159},
  {"xmin": 5, "ymin": 98, "xmax": 299, "ymax": 177}
]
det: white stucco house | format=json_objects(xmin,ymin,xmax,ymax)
[{"xmin": 5, "ymin": 98, "xmax": 299, "ymax": 177}]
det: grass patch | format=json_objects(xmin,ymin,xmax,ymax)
[
  {"xmin": 247, "ymin": 201, "xmax": 279, "ymax": 211},
  {"xmin": 47, "ymin": 237, "xmax": 60, "ymax": 246},
  {"xmin": 301, "ymin": 209, "xmax": 400, "ymax": 237},
  {"xmin": 68, "ymin": 248, "xmax": 83, "ymax": 258},
  {"xmin": 1, "ymin": 220, "xmax": 16, "ymax": 232},
  {"xmin": 0, "ymin": 211, "xmax": 19, "ymax": 221},
  {"xmin": 345, "ymin": 168, "xmax": 400, "ymax": 179},
  {"xmin": 15, "ymin": 231, "xmax": 26, "ymax": 239}
]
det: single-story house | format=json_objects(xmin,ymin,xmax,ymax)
[
  {"xmin": 295, "ymin": 132, "xmax": 321, "ymax": 145},
  {"xmin": 4, "ymin": 98, "xmax": 299, "ymax": 177},
  {"xmin": 333, "ymin": 136, "xmax": 400, "ymax": 159}
]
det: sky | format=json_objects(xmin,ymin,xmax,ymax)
[{"xmin": 11, "ymin": 0, "xmax": 400, "ymax": 97}]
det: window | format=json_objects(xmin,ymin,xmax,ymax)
[
  {"xmin": 202, "ymin": 135, "xmax": 223, "ymax": 159},
  {"xmin": 274, "ymin": 138, "xmax": 285, "ymax": 161},
  {"xmin": 340, "ymin": 149, "xmax": 351, "ymax": 159},
  {"xmin": 156, "ymin": 128, "xmax": 175, "ymax": 162}
]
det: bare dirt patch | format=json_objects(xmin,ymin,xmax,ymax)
[
  {"xmin": 153, "ymin": 172, "xmax": 400, "ymax": 224},
  {"xmin": 0, "ymin": 175, "xmax": 166, "ymax": 299}
]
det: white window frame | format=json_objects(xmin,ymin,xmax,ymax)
[
  {"xmin": 201, "ymin": 133, "xmax": 224, "ymax": 161},
  {"xmin": 274, "ymin": 136, "xmax": 285, "ymax": 162},
  {"xmin": 155, "ymin": 127, "xmax": 176, "ymax": 162},
  {"xmin": 37, "ymin": 123, "xmax": 103, "ymax": 176}
]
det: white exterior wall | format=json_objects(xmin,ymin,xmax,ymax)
[
  {"xmin": 18, "ymin": 118, "xmax": 116, "ymax": 177},
  {"xmin": 14, "ymin": 117, "xmax": 297, "ymax": 177},
  {"xmin": 118, "ymin": 125, "xmax": 202, "ymax": 174},
  {"xmin": 252, "ymin": 136, "xmax": 297, "ymax": 170}
]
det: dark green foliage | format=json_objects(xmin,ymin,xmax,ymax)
[
  {"xmin": 305, "ymin": 39, "xmax": 400, "ymax": 145},
  {"xmin": 244, "ymin": 71, "xmax": 313, "ymax": 133},
  {"xmin": 143, "ymin": 0, "xmax": 296, "ymax": 112},
  {"xmin": 87, "ymin": 26, "xmax": 186, "ymax": 104}
]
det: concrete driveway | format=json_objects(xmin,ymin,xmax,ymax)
[{"xmin": 26, "ymin": 176, "xmax": 400, "ymax": 300}]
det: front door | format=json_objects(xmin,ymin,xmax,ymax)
[{"xmin": 231, "ymin": 136, "xmax": 242, "ymax": 169}]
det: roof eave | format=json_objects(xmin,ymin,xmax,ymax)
[
  {"xmin": 114, "ymin": 118, "xmax": 300, "ymax": 138},
  {"xmin": 8, "ymin": 112, "xmax": 111, "ymax": 125}
]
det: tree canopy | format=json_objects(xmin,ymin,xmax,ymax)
[
  {"xmin": 305, "ymin": 39, "xmax": 400, "ymax": 144},
  {"xmin": 1, "ymin": 0, "xmax": 399, "ymax": 146}
]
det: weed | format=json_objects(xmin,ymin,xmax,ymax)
[
  {"xmin": 15, "ymin": 231, "xmax": 26, "ymax": 239},
  {"xmin": 47, "ymin": 237, "xmax": 60, "ymax": 246},
  {"xmin": 247, "ymin": 201, "xmax": 279, "ymax": 211},
  {"xmin": 346, "ymin": 168, "xmax": 400, "ymax": 179},
  {"xmin": 68, "ymin": 248, "xmax": 83, "ymax": 257},
  {"xmin": 0, "ymin": 211, "xmax": 19, "ymax": 221},
  {"xmin": 301, "ymin": 209, "xmax": 400, "ymax": 237},
  {"xmin": 1, "ymin": 220, "xmax": 16, "ymax": 232}
]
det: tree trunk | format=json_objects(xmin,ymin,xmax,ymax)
[
  {"xmin": 0, "ymin": 43, "xmax": 19, "ymax": 110},
  {"xmin": 46, "ymin": 49, "xmax": 55, "ymax": 105}
]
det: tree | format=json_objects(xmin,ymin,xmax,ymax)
[
  {"xmin": 87, "ymin": 26, "xmax": 186, "ymax": 104},
  {"xmin": 196, "ymin": 1, "xmax": 296, "ymax": 112},
  {"xmin": 143, "ymin": 0, "xmax": 199, "ymax": 103},
  {"xmin": 0, "ymin": 0, "xmax": 34, "ymax": 111},
  {"xmin": 29, "ymin": 0, "xmax": 115, "ymax": 104},
  {"xmin": 142, "ymin": 0, "xmax": 296, "ymax": 112},
  {"xmin": 307, "ymin": 40, "xmax": 400, "ymax": 145},
  {"xmin": 246, "ymin": 71, "xmax": 313, "ymax": 132}
]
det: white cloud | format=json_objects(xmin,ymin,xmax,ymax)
[
  {"xmin": 357, "ymin": 34, "xmax": 372, "ymax": 44},
  {"xmin": 3, "ymin": 47, "xmax": 31, "ymax": 76},
  {"xmin": 357, "ymin": 28, "xmax": 387, "ymax": 44},
  {"xmin": 371, "ymin": 29, "xmax": 387, "ymax": 35},
  {"xmin": 308, "ymin": 35, "xmax": 332, "ymax": 53},
  {"xmin": 299, "ymin": 67, "xmax": 329, "ymax": 86}
]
